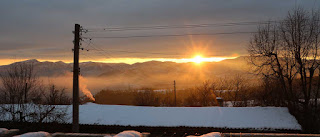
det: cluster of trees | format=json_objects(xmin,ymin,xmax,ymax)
[
  {"xmin": 248, "ymin": 8, "xmax": 320, "ymax": 132},
  {"xmin": 0, "ymin": 63, "xmax": 70, "ymax": 123}
]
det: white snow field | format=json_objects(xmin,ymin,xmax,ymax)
[
  {"xmin": 0, "ymin": 103, "xmax": 301, "ymax": 131},
  {"xmin": 58, "ymin": 103, "xmax": 301, "ymax": 130}
]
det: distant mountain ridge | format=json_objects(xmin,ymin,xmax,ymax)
[{"xmin": 0, "ymin": 57, "xmax": 250, "ymax": 78}]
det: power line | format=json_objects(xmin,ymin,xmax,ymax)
[
  {"xmin": 83, "ymin": 31, "xmax": 257, "ymax": 39},
  {"xmin": 82, "ymin": 36, "xmax": 182, "ymax": 57},
  {"xmin": 80, "ymin": 52, "xmax": 96, "ymax": 61},
  {"xmin": 91, "ymin": 43, "xmax": 115, "ymax": 58},
  {"xmin": 82, "ymin": 39, "xmax": 115, "ymax": 59},
  {"xmin": 82, "ymin": 19, "xmax": 320, "ymax": 39},
  {"xmin": 83, "ymin": 21, "xmax": 275, "ymax": 32},
  {"xmin": 79, "ymin": 23, "xmax": 257, "ymax": 60},
  {"xmin": 80, "ymin": 42, "xmax": 124, "ymax": 73},
  {"xmin": 82, "ymin": 38, "xmax": 236, "ymax": 57},
  {"xmin": 87, "ymin": 49, "xmax": 181, "ymax": 56},
  {"xmin": 85, "ymin": 48, "xmax": 231, "ymax": 57},
  {"xmin": 81, "ymin": 39, "xmax": 134, "ymax": 68}
]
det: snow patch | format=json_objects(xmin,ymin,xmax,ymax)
[
  {"xmin": 0, "ymin": 128, "xmax": 8, "ymax": 134},
  {"xmin": 110, "ymin": 130, "xmax": 142, "ymax": 137},
  {"xmin": 84, "ymin": 102, "xmax": 99, "ymax": 105},
  {"xmin": 187, "ymin": 132, "xmax": 221, "ymax": 137},
  {"xmin": 13, "ymin": 131, "xmax": 50, "ymax": 137}
]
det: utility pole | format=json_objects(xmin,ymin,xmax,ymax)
[
  {"xmin": 174, "ymin": 80, "xmax": 176, "ymax": 106},
  {"xmin": 72, "ymin": 24, "xmax": 80, "ymax": 133}
]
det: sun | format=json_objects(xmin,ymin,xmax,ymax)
[{"xmin": 192, "ymin": 55, "xmax": 204, "ymax": 64}]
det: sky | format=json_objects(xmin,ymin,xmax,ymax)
[{"xmin": 0, "ymin": 0, "xmax": 319, "ymax": 65}]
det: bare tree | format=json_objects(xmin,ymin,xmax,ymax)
[
  {"xmin": 183, "ymin": 81, "xmax": 218, "ymax": 107},
  {"xmin": 0, "ymin": 63, "xmax": 38, "ymax": 104},
  {"xmin": 0, "ymin": 63, "xmax": 68, "ymax": 123},
  {"xmin": 184, "ymin": 88, "xmax": 200, "ymax": 106},
  {"xmin": 196, "ymin": 81, "xmax": 216, "ymax": 106},
  {"xmin": 214, "ymin": 76, "xmax": 233, "ymax": 98},
  {"xmin": 254, "ymin": 76, "xmax": 284, "ymax": 106},
  {"xmin": 161, "ymin": 89, "xmax": 176, "ymax": 106},
  {"xmin": 45, "ymin": 84, "xmax": 70, "ymax": 105},
  {"xmin": 214, "ymin": 75, "xmax": 251, "ymax": 107},
  {"xmin": 229, "ymin": 74, "xmax": 250, "ymax": 107},
  {"xmin": 248, "ymin": 8, "xmax": 320, "ymax": 132},
  {"xmin": 0, "ymin": 63, "xmax": 39, "ymax": 121},
  {"xmin": 28, "ymin": 103, "xmax": 68, "ymax": 123}
]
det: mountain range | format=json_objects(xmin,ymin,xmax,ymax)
[
  {"xmin": 0, "ymin": 57, "xmax": 249, "ymax": 77},
  {"xmin": 0, "ymin": 57, "xmax": 253, "ymax": 90}
]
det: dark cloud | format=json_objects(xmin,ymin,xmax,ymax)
[{"xmin": 0, "ymin": 0, "xmax": 318, "ymax": 60}]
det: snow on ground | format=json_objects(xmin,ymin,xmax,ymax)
[
  {"xmin": 187, "ymin": 132, "xmax": 221, "ymax": 137},
  {"xmin": 0, "ymin": 103, "xmax": 301, "ymax": 130},
  {"xmin": 13, "ymin": 131, "xmax": 50, "ymax": 137},
  {"xmin": 0, "ymin": 128, "xmax": 8, "ymax": 134},
  {"xmin": 109, "ymin": 130, "xmax": 142, "ymax": 137},
  {"xmin": 59, "ymin": 103, "xmax": 301, "ymax": 130}
]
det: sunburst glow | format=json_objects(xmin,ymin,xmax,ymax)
[{"xmin": 192, "ymin": 55, "xmax": 204, "ymax": 64}]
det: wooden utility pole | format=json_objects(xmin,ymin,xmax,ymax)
[
  {"xmin": 72, "ymin": 24, "xmax": 80, "ymax": 133},
  {"xmin": 174, "ymin": 80, "xmax": 176, "ymax": 106}
]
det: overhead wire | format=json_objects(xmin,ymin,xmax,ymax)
[
  {"xmin": 81, "ymin": 37, "xmax": 184, "ymax": 57},
  {"xmin": 86, "ymin": 49, "xmax": 182, "ymax": 56},
  {"xmin": 82, "ymin": 39, "xmax": 115, "ymax": 59},
  {"xmin": 79, "ymin": 20, "xmax": 281, "ymax": 41},
  {"xmin": 80, "ymin": 52, "xmax": 96, "ymax": 61},
  {"xmin": 81, "ymin": 41, "xmax": 160, "ymax": 82},
  {"xmin": 78, "ymin": 21, "xmax": 266, "ymax": 61},
  {"xmin": 83, "ymin": 21, "xmax": 276, "ymax": 32},
  {"xmin": 79, "ymin": 23, "xmax": 260, "ymax": 60},
  {"xmin": 82, "ymin": 31, "xmax": 257, "ymax": 39},
  {"xmin": 80, "ymin": 39, "xmax": 126, "ymax": 75}
]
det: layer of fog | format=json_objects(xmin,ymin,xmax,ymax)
[{"xmin": 39, "ymin": 67, "xmax": 255, "ymax": 99}]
